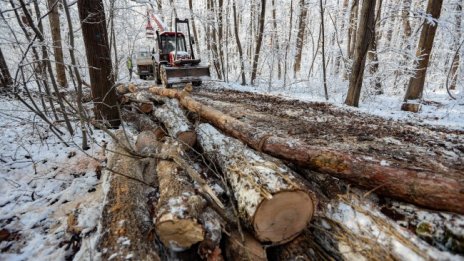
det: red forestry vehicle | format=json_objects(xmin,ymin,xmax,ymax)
[{"xmin": 143, "ymin": 8, "xmax": 210, "ymax": 88}]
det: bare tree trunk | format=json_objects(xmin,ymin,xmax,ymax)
[
  {"xmin": 402, "ymin": 0, "xmax": 412, "ymax": 38},
  {"xmin": 368, "ymin": 0, "xmax": 383, "ymax": 94},
  {"xmin": 217, "ymin": 0, "xmax": 226, "ymax": 79},
  {"xmin": 251, "ymin": 0, "xmax": 266, "ymax": 85},
  {"xmin": 207, "ymin": 0, "xmax": 223, "ymax": 80},
  {"xmin": 449, "ymin": 0, "xmax": 462, "ymax": 90},
  {"xmin": 188, "ymin": 0, "xmax": 201, "ymax": 56},
  {"xmin": 283, "ymin": 0, "xmax": 294, "ymax": 87},
  {"xmin": 271, "ymin": 0, "xmax": 281, "ymax": 80},
  {"xmin": 0, "ymin": 48, "xmax": 13, "ymax": 88},
  {"xmin": 78, "ymin": 0, "xmax": 120, "ymax": 128},
  {"xmin": 347, "ymin": 0, "xmax": 359, "ymax": 59},
  {"xmin": 20, "ymin": 0, "xmax": 74, "ymax": 134},
  {"xmin": 47, "ymin": 0, "xmax": 67, "ymax": 88},
  {"xmin": 293, "ymin": 0, "xmax": 308, "ymax": 75},
  {"xmin": 345, "ymin": 0, "xmax": 377, "ymax": 107},
  {"xmin": 62, "ymin": 0, "xmax": 88, "ymax": 149},
  {"xmin": 404, "ymin": 0, "xmax": 443, "ymax": 101},
  {"xmin": 320, "ymin": 0, "xmax": 328, "ymax": 100},
  {"xmin": 233, "ymin": 2, "xmax": 246, "ymax": 85}
]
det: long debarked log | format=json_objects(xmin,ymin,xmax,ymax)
[
  {"xmin": 198, "ymin": 123, "xmax": 316, "ymax": 245},
  {"xmin": 148, "ymin": 87, "xmax": 464, "ymax": 214},
  {"xmin": 98, "ymin": 131, "xmax": 160, "ymax": 261},
  {"xmin": 135, "ymin": 131, "xmax": 205, "ymax": 251}
]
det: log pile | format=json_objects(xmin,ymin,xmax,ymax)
[{"xmin": 97, "ymin": 84, "xmax": 464, "ymax": 260}]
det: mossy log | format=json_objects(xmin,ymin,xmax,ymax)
[
  {"xmin": 197, "ymin": 123, "xmax": 316, "ymax": 245},
  {"xmin": 148, "ymin": 87, "xmax": 464, "ymax": 215},
  {"xmin": 98, "ymin": 131, "xmax": 160, "ymax": 261}
]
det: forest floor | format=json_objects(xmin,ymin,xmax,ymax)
[{"xmin": 0, "ymin": 81, "xmax": 463, "ymax": 260}]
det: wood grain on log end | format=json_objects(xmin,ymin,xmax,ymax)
[
  {"xmin": 139, "ymin": 102, "xmax": 154, "ymax": 113},
  {"xmin": 253, "ymin": 190, "xmax": 314, "ymax": 244},
  {"xmin": 156, "ymin": 219, "xmax": 204, "ymax": 251}
]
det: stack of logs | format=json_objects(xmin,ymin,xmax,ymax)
[{"xmin": 98, "ymin": 83, "xmax": 464, "ymax": 261}]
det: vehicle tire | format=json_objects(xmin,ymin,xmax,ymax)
[
  {"xmin": 192, "ymin": 81, "xmax": 202, "ymax": 86},
  {"xmin": 160, "ymin": 66, "xmax": 172, "ymax": 88},
  {"xmin": 155, "ymin": 65, "xmax": 162, "ymax": 85}
]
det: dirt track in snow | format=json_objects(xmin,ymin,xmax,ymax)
[{"xmin": 190, "ymin": 87, "xmax": 464, "ymax": 179}]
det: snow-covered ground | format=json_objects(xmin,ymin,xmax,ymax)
[
  {"xmin": 206, "ymin": 80, "xmax": 464, "ymax": 131},
  {"xmin": 0, "ymin": 78, "xmax": 463, "ymax": 260},
  {"xmin": 0, "ymin": 96, "xmax": 107, "ymax": 260}
]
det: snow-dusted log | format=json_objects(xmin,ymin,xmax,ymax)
[
  {"xmin": 155, "ymin": 156, "xmax": 205, "ymax": 251},
  {"xmin": 153, "ymin": 98, "xmax": 196, "ymax": 147},
  {"xmin": 148, "ymin": 87, "xmax": 464, "ymax": 214},
  {"xmin": 121, "ymin": 110, "xmax": 164, "ymax": 136},
  {"xmin": 135, "ymin": 130, "xmax": 205, "ymax": 251},
  {"xmin": 98, "ymin": 131, "xmax": 160, "ymax": 261},
  {"xmin": 224, "ymin": 231, "xmax": 267, "ymax": 261},
  {"xmin": 268, "ymin": 229, "xmax": 332, "ymax": 261},
  {"xmin": 197, "ymin": 123, "xmax": 316, "ymax": 245},
  {"xmin": 198, "ymin": 208, "xmax": 224, "ymax": 260},
  {"xmin": 119, "ymin": 92, "xmax": 154, "ymax": 113},
  {"xmin": 299, "ymin": 169, "xmax": 464, "ymax": 261}
]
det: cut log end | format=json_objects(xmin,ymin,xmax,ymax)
[
  {"xmin": 156, "ymin": 219, "xmax": 205, "ymax": 251},
  {"xmin": 401, "ymin": 102, "xmax": 421, "ymax": 113},
  {"xmin": 253, "ymin": 190, "xmax": 314, "ymax": 244},
  {"xmin": 177, "ymin": 131, "xmax": 197, "ymax": 148}
]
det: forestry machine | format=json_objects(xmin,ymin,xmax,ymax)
[{"xmin": 149, "ymin": 14, "xmax": 210, "ymax": 88}]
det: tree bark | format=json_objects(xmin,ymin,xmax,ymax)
[
  {"xmin": 135, "ymin": 131, "xmax": 205, "ymax": 251},
  {"xmin": 198, "ymin": 123, "xmax": 316, "ymax": 245},
  {"xmin": 320, "ymin": 0, "xmax": 329, "ymax": 100},
  {"xmin": 402, "ymin": 0, "xmax": 412, "ymax": 38},
  {"xmin": 148, "ymin": 87, "xmax": 464, "ymax": 214},
  {"xmin": 449, "ymin": 0, "xmax": 462, "ymax": 90},
  {"xmin": 403, "ymin": 0, "xmax": 443, "ymax": 101},
  {"xmin": 47, "ymin": 0, "xmax": 67, "ymax": 88},
  {"xmin": 98, "ymin": 131, "xmax": 160, "ymax": 261},
  {"xmin": 345, "ymin": 0, "xmax": 377, "ymax": 107},
  {"xmin": 154, "ymin": 98, "xmax": 196, "ymax": 147},
  {"xmin": 188, "ymin": 0, "xmax": 201, "ymax": 56},
  {"xmin": 0, "ymin": 48, "xmax": 13, "ymax": 88},
  {"xmin": 77, "ymin": 0, "xmax": 120, "ymax": 128},
  {"xmin": 207, "ymin": 0, "xmax": 223, "ymax": 80},
  {"xmin": 251, "ymin": 0, "xmax": 266, "ymax": 85},
  {"xmin": 233, "ymin": 2, "xmax": 246, "ymax": 85},
  {"xmin": 293, "ymin": 0, "xmax": 308, "ymax": 75},
  {"xmin": 347, "ymin": 0, "xmax": 359, "ymax": 60},
  {"xmin": 299, "ymin": 169, "xmax": 459, "ymax": 261},
  {"xmin": 368, "ymin": 0, "xmax": 383, "ymax": 94}
]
